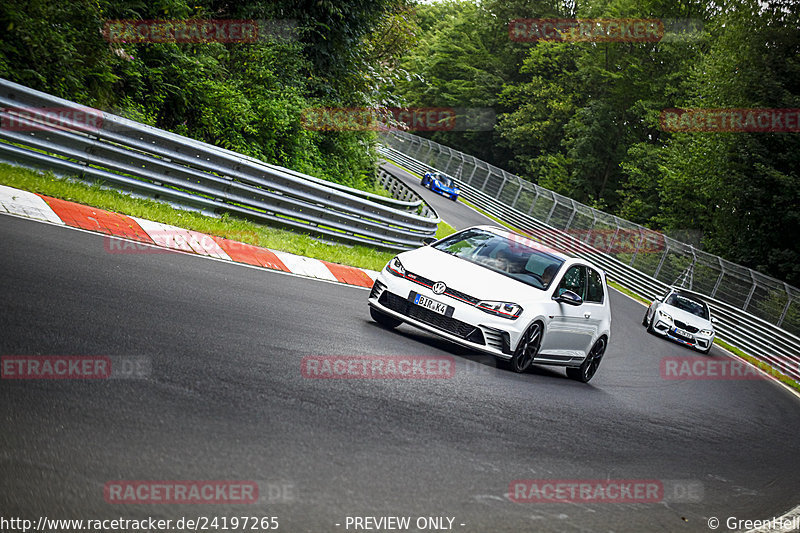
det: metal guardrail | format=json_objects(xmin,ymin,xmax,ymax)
[
  {"xmin": 0, "ymin": 78, "xmax": 439, "ymax": 251},
  {"xmin": 379, "ymin": 140, "xmax": 800, "ymax": 385}
]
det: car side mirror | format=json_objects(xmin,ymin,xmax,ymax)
[
  {"xmin": 710, "ymin": 317, "xmax": 719, "ymax": 325},
  {"xmin": 422, "ymin": 237, "xmax": 436, "ymax": 246},
  {"xmin": 553, "ymin": 290, "xmax": 583, "ymax": 306}
]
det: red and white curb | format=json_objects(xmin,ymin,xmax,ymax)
[{"xmin": 0, "ymin": 184, "xmax": 380, "ymax": 288}]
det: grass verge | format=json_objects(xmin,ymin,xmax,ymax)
[{"xmin": 0, "ymin": 163, "xmax": 397, "ymax": 271}]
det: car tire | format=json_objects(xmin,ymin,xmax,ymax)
[
  {"xmin": 566, "ymin": 337, "xmax": 606, "ymax": 383},
  {"xmin": 646, "ymin": 311, "xmax": 656, "ymax": 334},
  {"xmin": 642, "ymin": 311, "xmax": 649, "ymax": 326},
  {"xmin": 698, "ymin": 343, "xmax": 712, "ymax": 355},
  {"xmin": 450, "ymin": 195, "xmax": 458, "ymax": 202},
  {"xmin": 369, "ymin": 307, "xmax": 402, "ymax": 329},
  {"xmin": 504, "ymin": 322, "xmax": 542, "ymax": 373}
]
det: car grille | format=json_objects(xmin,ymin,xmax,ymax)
[
  {"xmin": 404, "ymin": 270, "xmax": 481, "ymax": 305},
  {"xmin": 379, "ymin": 291, "xmax": 484, "ymax": 344},
  {"xmin": 674, "ymin": 320, "xmax": 699, "ymax": 333}
]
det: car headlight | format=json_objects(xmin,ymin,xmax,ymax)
[
  {"xmin": 700, "ymin": 328, "xmax": 714, "ymax": 336},
  {"xmin": 658, "ymin": 310, "xmax": 673, "ymax": 323},
  {"xmin": 387, "ymin": 257, "xmax": 406, "ymax": 277},
  {"xmin": 477, "ymin": 301, "xmax": 523, "ymax": 320}
]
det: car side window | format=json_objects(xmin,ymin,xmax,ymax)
[
  {"xmin": 555, "ymin": 265, "xmax": 586, "ymax": 300},
  {"xmin": 586, "ymin": 268, "xmax": 604, "ymax": 303}
]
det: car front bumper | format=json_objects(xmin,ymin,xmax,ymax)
[
  {"xmin": 651, "ymin": 317, "xmax": 714, "ymax": 351},
  {"xmin": 431, "ymin": 184, "xmax": 459, "ymax": 198},
  {"xmin": 368, "ymin": 268, "xmax": 531, "ymax": 360}
]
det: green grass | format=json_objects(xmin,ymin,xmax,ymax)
[
  {"xmin": 608, "ymin": 280, "xmax": 651, "ymax": 305},
  {"xmin": 0, "ymin": 163, "xmax": 395, "ymax": 272},
  {"xmin": 712, "ymin": 340, "xmax": 800, "ymax": 393},
  {"xmin": 436, "ymin": 220, "xmax": 456, "ymax": 239}
]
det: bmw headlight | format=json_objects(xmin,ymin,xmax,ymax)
[
  {"xmin": 700, "ymin": 328, "xmax": 714, "ymax": 336},
  {"xmin": 387, "ymin": 257, "xmax": 406, "ymax": 277},
  {"xmin": 477, "ymin": 301, "xmax": 523, "ymax": 320},
  {"xmin": 658, "ymin": 310, "xmax": 673, "ymax": 323}
]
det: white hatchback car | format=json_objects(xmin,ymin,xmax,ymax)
[
  {"xmin": 643, "ymin": 287, "xmax": 717, "ymax": 353},
  {"xmin": 368, "ymin": 226, "xmax": 612, "ymax": 382}
]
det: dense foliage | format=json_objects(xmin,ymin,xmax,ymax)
[
  {"xmin": 0, "ymin": 0, "xmax": 416, "ymax": 192},
  {"xmin": 397, "ymin": 0, "xmax": 800, "ymax": 286},
  {"xmin": 2, "ymin": 0, "xmax": 798, "ymax": 285}
]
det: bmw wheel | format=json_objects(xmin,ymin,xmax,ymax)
[
  {"xmin": 508, "ymin": 322, "xmax": 542, "ymax": 373},
  {"xmin": 567, "ymin": 337, "xmax": 606, "ymax": 383}
]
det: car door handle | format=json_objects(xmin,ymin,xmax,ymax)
[{"xmin": 584, "ymin": 312, "xmax": 591, "ymax": 319}]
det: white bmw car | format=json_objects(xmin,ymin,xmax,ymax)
[
  {"xmin": 368, "ymin": 226, "xmax": 612, "ymax": 382},
  {"xmin": 643, "ymin": 287, "xmax": 717, "ymax": 353}
]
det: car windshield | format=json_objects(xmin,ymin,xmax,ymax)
[
  {"xmin": 665, "ymin": 293, "xmax": 709, "ymax": 320},
  {"xmin": 436, "ymin": 175, "xmax": 453, "ymax": 187},
  {"xmin": 433, "ymin": 228, "xmax": 564, "ymax": 289}
]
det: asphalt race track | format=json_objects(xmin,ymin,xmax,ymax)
[
  {"xmin": 2, "ymin": 191, "xmax": 799, "ymax": 532},
  {"xmin": 379, "ymin": 162, "xmax": 497, "ymax": 231}
]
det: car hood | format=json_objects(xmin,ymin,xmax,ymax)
[
  {"xmin": 660, "ymin": 304, "xmax": 713, "ymax": 328},
  {"xmin": 398, "ymin": 246, "xmax": 547, "ymax": 303},
  {"xmin": 435, "ymin": 182, "xmax": 459, "ymax": 192}
]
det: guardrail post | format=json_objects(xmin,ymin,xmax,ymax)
[
  {"xmin": 652, "ymin": 244, "xmax": 670, "ymax": 280},
  {"xmin": 527, "ymin": 188, "xmax": 540, "ymax": 215},
  {"xmin": 496, "ymin": 173, "xmax": 507, "ymax": 199},
  {"xmin": 544, "ymin": 199, "xmax": 558, "ymax": 225},
  {"xmin": 629, "ymin": 230, "xmax": 644, "ymax": 267},
  {"xmin": 564, "ymin": 200, "xmax": 578, "ymax": 230},
  {"xmin": 510, "ymin": 181, "xmax": 524, "ymax": 209},
  {"xmin": 778, "ymin": 286, "xmax": 792, "ymax": 327},
  {"xmin": 710, "ymin": 259, "xmax": 725, "ymax": 299},
  {"xmin": 467, "ymin": 156, "xmax": 478, "ymax": 185},
  {"xmin": 743, "ymin": 273, "xmax": 758, "ymax": 311}
]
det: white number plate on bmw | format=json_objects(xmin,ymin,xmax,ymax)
[
  {"xmin": 674, "ymin": 327, "xmax": 694, "ymax": 339},
  {"xmin": 414, "ymin": 294, "xmax": 448, "ymax": 315}
]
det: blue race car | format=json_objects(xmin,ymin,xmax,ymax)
[{"xmin": 421, "ymin": 171, "xmax": 460, "ymax": 201}]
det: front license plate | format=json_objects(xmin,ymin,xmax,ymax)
[
  {"xmin": 673, "ymin": 327, "xmax": 694, "ymax": 339},
  {"xmin": 414, "ymin": 294, "xmax": 448, "ymax": 315}
]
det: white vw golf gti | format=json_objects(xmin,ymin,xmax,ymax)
[{"xmin": 368, "ymin": 226, "xmax": 612, "ymax": 382}]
